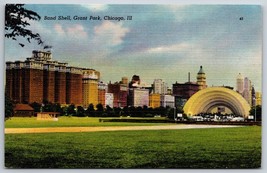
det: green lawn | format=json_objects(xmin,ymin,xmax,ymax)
[
  {"xmin": 5, "ymin": 126, "xmax": 261, "ymax": 168},
  {"xmin": 5, "ymin": 116, "xmax": 170, "ymax": 128}
]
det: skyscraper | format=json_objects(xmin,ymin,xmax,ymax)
[
  {"xmin": 243, "ymin": 77, "xmax": 252, "ymax": 105},
  {"xmin": 236, "ymin": 73, "xmax": 244, "ymax": 94},
  {"xmin": 66, "ymin": 67, "xmax": 83, "ymax": 105},
  {"xmin": 98, "ymin": 81, "xmax": 107, "ymax": 106},
  {"xmin": 196, "ymin": 66, "xmax": 207, "ymax": 90},
  {"xmin": 43, "ymin": 63, "xmax": 55, "ymax": 103},
  {"xmin": 108, "ymin": 82, "xmax": 128, "ymax": 108},
  {"xmin": 55, "ymin": 63, "xmax": 67, "ymax": 104},
  {"xmin": 149, "ymin": 93, "xmax": 160, "ymax": 108},
  {"xmin": 82, "ymin": 69, "xmax": 100, "ymax": 108},
  {"xmin": 128, "ymin": 88, "xmax": 149, "ymax": 107},
  {"xmin": 5, "ymin": 50, "xmax": 98, "ymax": 106},
  {"xmin": 153, "ymin": 79, "xmax": 168, "ymax": 95}
]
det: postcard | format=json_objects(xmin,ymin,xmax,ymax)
[{"xmin": 4, "ymin": 4, "xmax": 262, "ymax": 168}]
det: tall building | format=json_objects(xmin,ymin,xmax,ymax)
[
  {"xmin": 153, "ymin": 79, "xmax": 162, "ymax": 94},
  {"xmin": 255, "ymin": 92, "xmax": 262, "ymax": 106},
  {"xmin": 43, "ymin": 63, "xmax": 55, "ymax": 103},
  {"xmin": 105, "ymin": 93, "xmax": 114, "ymax": 108},
  {"xmin": 129, "ymin": 75, "xmax": 141, "ymax": 88},
  {"xmin": 23, "ymin": 60, "xmax": 44, "ymax": 103},
  {"xmin": 242, "ymin": 77, "xmax": 252, "ymax": 105},
  {"xmin": 236, "ymin": 73, "xmax": 244, "ymax": 94},
  {"xmin": 82, "ymin": 69, "xmax": 100, "ymax": 108},
  {"xmin": 5, "ymin": 62, "xmax": 14, "ymax": 100},
  {"xmin": 55, "ymin": 63, "xmax": 67, "ymax": 104},
  {"xmin": 153, "ymin": 79, "xmax": 168, "ymax": 94},
  {"xmin": 236, "ymin": 74, "xmax": 254, "ymax": 106},
  {"xmin": 6, "ymin": 56, "xmax": 45, "ymax": 104},
  {"xmin": 98, "ymin": 81, "xmax": 107, "ymax": 106},
  {"xmin": 66, "ymin": 67, "xmax": 83, "ymax": 105},
  {"xmin": 5, "ymin": 50, "xmax": 99, "ymax": 106},
  {"xmin": 121, "ymin": 77, "xmax": 128, "ymax": 86},
  {"xmin": 172, "ymin": 82, "xmax": 200, "ymax": 100},
  {"xmin": 196, "ymin": 66, "xmax": 207, "ymax": 90},
  {"xmin": 128, "ymin": 88, "xmax": 149, "ymax": 107},
  {"xmin": 149, "ymin": 93, "xmax": 160, "ymax": 108},
  {"xmin": 160, "ymin": 95, "xmax": 175, "ymax": 108},
  {"xmin": 108, "ymin": 82, "xmax": 128, "ymax": 108}
]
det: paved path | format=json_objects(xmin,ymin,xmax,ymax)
[{"xmin": 5, "ymin": 124, "xmax": 241, "ymax": 134}]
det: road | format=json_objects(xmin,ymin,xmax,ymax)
[{"xmin": 5, "ymin": 124, "xmax": 241, "ymax": 134}]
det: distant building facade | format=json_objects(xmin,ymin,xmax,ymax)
[
  {"xmin": 172, "ymin": 82, "xmax": 200, "ymax": 100},
  {"xmin": 236, "ymin": 74, "xmax": 255, "ymax": 106},
  {"xmin": 236, "ymin": 73, "xmax": 244, "ymax": 94},
  {"xmin": 149, "ymin": 93, "xmax": 161, "ymax": 108},
  {"xmin": 128, "ymin": 88, "xmax": 149, "ymax": 107},
  {"xmin": 255, "ymin": 92, "xmax": 262, "ymax": 106},
  {"xmin": 82, "ymin": 69, "xmax": 100, "ymax": 108},
  {"xmin": 105, "ymin": 93, "xmax": 114, "ymax": 108},
  {"xmin": 66, "ymin": 67, "xmax": 83, "ymax": 105},
  {"xmin": 5, "ymin": 50, "xmax": 99, "ymax": 106},
  {"xmin": 98, "ymin": 81, "xmax": 107, "ymax": 106},
  {"xmin": 242, "ymin": 77, "xmax": 252, "ymax": 105},
  {"xmin": 153, "ymin": 79, "xmax": 168, "ymax": 94},
  {"xmin": 196, "ymin": 66, "xmax": 207, "ymax": 90},
  {"xmin": 160, "ymin": 95, "xmax": 175, "ymax": 108},
  {"xmin": 108, "ymin": 82, "xmax": 128, "ymax": 108}
]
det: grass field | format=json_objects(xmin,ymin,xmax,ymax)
[
  {"xmin": 5, "ymin": 126, "xmax": 261, "ymax": 168},
  {"xmin": 5, "ymin": 116, "xmax": 170, "ymax": 128}
]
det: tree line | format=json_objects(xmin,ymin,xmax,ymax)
[
  {"xmin": 5, "ymin": 95, "xmax": 262, "ymax": 121},
  {"xmin": 28, "ymin": 101, "xmax": 182, "ymax": 119}
]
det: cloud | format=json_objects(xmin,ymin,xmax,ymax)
[
  {"xmin": 93, "ymin": 21, "xmax": 130, "ymax": 46},
  {"xmin": 147, "ymin": 43, "xmax": 191, "ymax": 53},
  {"xmin": 54, "ymin": 24, "xmax": 65, "ymax": 35},
  {"xmin": 54, "ymin": 24, "xmax": 87, "ymax": 39},
  {"xmin": 67, "ymin": 25, "xmax": 87, "ymax": 38},
  {"xmin": 80, "ymin": 4, "xmax": 108, "ymax": 11}
]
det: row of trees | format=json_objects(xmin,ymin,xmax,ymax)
[
  {"xmin": 28, "ymin": 101, "xmax": 183, "ymax": 118},
  {"xmin": 5, "ymin": 96, "xmax": 262, "ymax": 120}
]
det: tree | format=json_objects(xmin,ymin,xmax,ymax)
[
  {"xmin": 29, "ymin": 102, "xmax": 41, "ymax": 112},
  {"xmin": 43, "ymin": 102, "xmax": 53, "ymax": 112},
  {"xmin": 113, "ymin": 107, "xmax": 122, "ymax": 117},
  {"xmin": 5, "ymin": 96, "xmax": 14, "ymax": 120},
  {"xmin": 51, "ymin": 103, "xmax": 63, "ymax": 115},
  {"xmin": 155, "ymin": 106, "xmax": 167, "ymax": 117},
  {"xmin": 86, "ymin": 104, "xmax": 95, "ymax": 117},
  {"xmin": 5, "ymin": 4, "xmax": 44, "ymax": 47},
  {"xmin": 106, "ymin": 105, "xmax": 115, "ymax": 117},
  {"xmin": 122, "ymin": 106, "xmax": 129, "ymax": 117},
  {"xmin": 96, "ymin": 103, "xmax": 104, "ymax": 116},
  {"xmin": 76, "ymin": 106, "xmax": 85, "ymax": 117},
  {"xmin": 66, "ymin": 104, "xmax": 76, "ymax": 116}
]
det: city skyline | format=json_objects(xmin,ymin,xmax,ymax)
[{"xmin": 5, "ymin": 4, "xmax": 262, "ymax": 91}]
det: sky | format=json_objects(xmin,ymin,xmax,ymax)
[{"xmin": 4, "ymin": 4, "xmax": 262, "ymax": 91}]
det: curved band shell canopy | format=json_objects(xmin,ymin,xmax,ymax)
[{"xmin": 183, "ymin": 87, "xmax": 251, "ymax": 117}]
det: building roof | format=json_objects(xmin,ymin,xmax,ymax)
[
  {"xmin": 237, "ymin": 73, "xmax": 244, "ymax": 80},
  {"xmin": 14, "ymin": 104, "xmax": 34, "ymax": 111},
  {"xmin": 198, "ymin": 66, "xmax": 205, "ymax": 74}
]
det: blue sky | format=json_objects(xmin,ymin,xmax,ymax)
[{"xmin": 5, "ymin": 4, "xmax": 262, "ymax": 91}]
